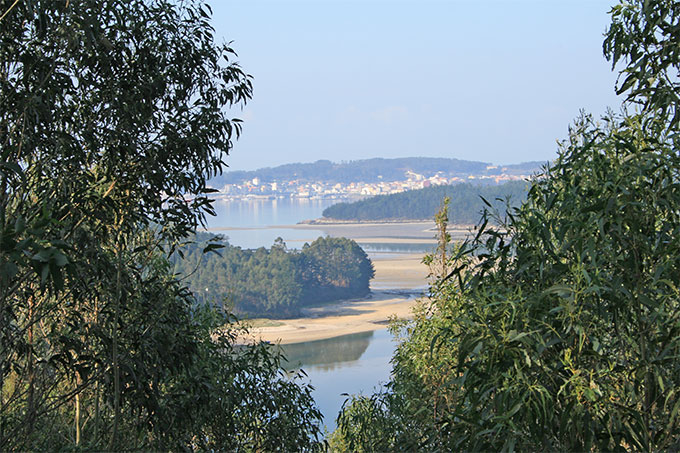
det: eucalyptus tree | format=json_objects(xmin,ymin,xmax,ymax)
[
  {"xmin": 333, "ymin": 0, "xmax": 680, "ymax": 451},
  {"xmin": 605, "ymin": 0, "xmax": 680, "ymax": 130},
  {"xmin": 0, "ymin": 0, "xmax": 323, "ymax": 450}
]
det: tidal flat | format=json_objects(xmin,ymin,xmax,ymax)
[{"xmin": 242, "ymin": 252, "xmax": 429, "ymax": 345}]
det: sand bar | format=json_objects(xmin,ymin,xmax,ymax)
[
  {"xmin": 291, "ymin": 221, "xmax": 435, "ymax": 241},
  {"xmin": 289, "ymin": 221, "xmax": 474, "ymax": 243},
  {"xmin": 241, "ymin": 253, "xmax": 431, "ymax": 345},
  {"xmin": 206, "ymin": 221, "xmax": 474, "ymax": 247}
]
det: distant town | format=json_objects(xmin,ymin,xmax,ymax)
[{"xmin": 210, "ymin": 165, "xmax": 540, "ymax": 201}]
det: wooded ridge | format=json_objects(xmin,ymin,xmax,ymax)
[{"xmin": 322, "ymin": 181, "xmax": 528, "ymax": 222}]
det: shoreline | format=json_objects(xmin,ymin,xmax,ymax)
[
  {"xmin": 205, "ymin": 220, "xmax": 475, "ymax": 245},
  {"xmin": 297, "ymin": 218, "xmax": 433, "ymax": 225},
  {"xmin": 240, "ymin": 252, "xmax": 430, "ymax": 345},
  {"xmin": 287, "ymin": 220, "xmax": 473, "ymax": 244},
  {"xmin": 240, "ymin": 290, "xmax": 421, "ymax": 345}
]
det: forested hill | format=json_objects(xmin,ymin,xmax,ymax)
[
  {"xmin": 172, "ymin": 234, "xmax": 375, "ymax": 318},
  {"xmin": 212, "ymin": 157, "xmax": 544, "ymax": 185},
  {"xmin": 322, "ymin": 181, "xmax": 528, "ymax": 223}
]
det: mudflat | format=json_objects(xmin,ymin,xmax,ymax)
[{"xmin": 292, "ymin": 220, "xmax": 436, "ymax": 241}]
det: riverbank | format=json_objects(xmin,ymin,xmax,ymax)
[{"xmin": 241, "ymin": 252, "xmax": 430, "ymax": 344}]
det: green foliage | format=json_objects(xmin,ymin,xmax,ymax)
[
  {"xmin": 322, "ymin": 181, "xmax": 527, "ymax": 222},
  {"xmin": 155, "ymin": 301, "xmax": 324, "ymax": 452},
  {"xmin": 0, "ymin": 0, "xmax": 324, "ymax": 450},
  {"xmin": 335, "ymin": 1, "xmax": 680, "ymax": 450},
  {"xmin": 426, "ymin": 113, "xmax": 680, "ymax": 450},
  {"xmin": 605, "ymin": 0, "xmax": 680, "ymax": 129},
  {"xmin": 329, "ymin": 391, "xmax": 406, "ymax": 452},
  {"xmin": 299, "ymin": 236, "xmax": 375, "ymax": 302},
  {"xmin": 336, "ymin": 111, "xmax": 680, "ymax": 452},
  {"xmin": 173, "ymin": 234, "xmax": 375, "ymax": 317}
]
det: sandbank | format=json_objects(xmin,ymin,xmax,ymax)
[
  {"xmin": 370, "ymin": 253, "xmax": 429, "ymax": 289},
  {"xmin": 289, "ymin": 220, "xmax": 474, "ymax": 243},
  {"xmin": 290, "ymin": 221, "xmax": 435, "ymax": 241},
  {"xmin": 241, "ymin": 253, "xmax": 430, "ymax": 345}
]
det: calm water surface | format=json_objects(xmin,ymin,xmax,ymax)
[
  {"xmin": 282, "ymin": 329, "xmax": 397, "ymax": 431},
  {"xmin": 207, "ymin": 198, "xmax": 332, "ymax": 249},
  {"xmin": 210, "ymin": 197, "xmax": 335, "ymax": 228}
]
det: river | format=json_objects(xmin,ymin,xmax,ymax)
[
  {"xmin": 282, "ymin": 329, "xmax": 397, "ymax": 431},
  {"xmin": 205, "ymin": 198, "xmax": 425, "ymax": 430}
]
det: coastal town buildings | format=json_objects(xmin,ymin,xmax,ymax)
[{"xmin": 211, "ymin": 169, "xmax": 533, "ymax": 201}]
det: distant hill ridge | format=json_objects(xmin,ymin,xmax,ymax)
[{"xmin": 213, "ymin": 157, "xmax": 546, "ymax": 185}]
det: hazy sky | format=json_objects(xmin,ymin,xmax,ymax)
[{"xmin": 211, "ymin": 0, "xmax": 622, "ymax": 171}]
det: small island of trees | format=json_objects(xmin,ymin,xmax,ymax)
[{"xmin": 173, "ymin": 235, "xmax": 375, "ymax": 317}]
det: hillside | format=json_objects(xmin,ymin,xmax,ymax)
[
  {"xmin": 212, "ymin": 157, "xmax": 545, "ymax": 185},
  {"xmin": 322, "ymin": 181, "xmax": 528, "ymax": 223}
]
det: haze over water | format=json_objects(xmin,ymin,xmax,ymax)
[{"xmin": 207, "ymin": 197, "xmax": 435, "ymax": 254}]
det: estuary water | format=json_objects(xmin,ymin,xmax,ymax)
[
  {"xmin": 282, "ymin": 329, "xmax": 397, "ymax": 431},
  {"xmin": 205, "ymin": 198, "xmax": 418, "ymax": 430},
  {"xmin": 207, "ymin": 197, "xmax": 435, "ymax": 253},
  {"xmin": 207, "ymin": 197, "xmax": 331, "ymax": 249}
]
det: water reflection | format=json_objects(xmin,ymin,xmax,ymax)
[
  {"xmin": 281, "ymin": 330, "xmax": 373, "ymax": 371},
  {"xmin": 207, "ymin": 199, "xmax": 335, "ymax": 249},
  {"xmin": 280, "ymin": 329, "xmax": 396, "ymax": 430},
  {"xmin": 209, "ymin": 198, "xmax": 336, "ymax": 229}
]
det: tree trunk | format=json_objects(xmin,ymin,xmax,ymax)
[
  {"xmin": 109, "ymin": 229, "xmax": 123, "ymax": 450},
  {"xmin": 25, "ymin": 293, "xmax": 35, "ymax": 438}
]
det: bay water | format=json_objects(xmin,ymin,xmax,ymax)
[{"xmin": 208, "ymin": 197, "xmax": 434, "ymax": 253}]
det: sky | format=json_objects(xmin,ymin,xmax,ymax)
[{"xmin": 210, "ymin": 0, "xmax": 622, "ymax": 171}]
